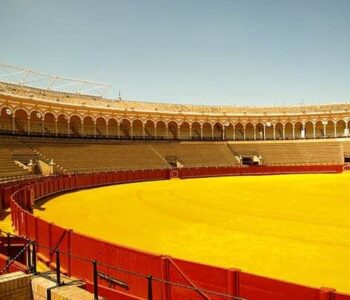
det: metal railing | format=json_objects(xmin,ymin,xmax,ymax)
[{"xmin": 0, "ymin": 231, "xmax": 246, "ymax": 300}]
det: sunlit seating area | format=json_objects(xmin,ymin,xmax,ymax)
[{"xmin": 229, "ymin": 141, "xmax": 343, "ymax": 165}]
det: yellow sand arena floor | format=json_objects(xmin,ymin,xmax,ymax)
[{"xmin": 31, "ymin": 174, "xmax": 350, "ymax": 292}]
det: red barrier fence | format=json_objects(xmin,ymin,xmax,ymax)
[{"xmin": 2, "ymin": 165, "xmax": 350, "ymax": 300}]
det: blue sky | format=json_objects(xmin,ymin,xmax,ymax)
[{"xmin": 1, "ymin": 0, "xmax": 350, "ymax": 105}]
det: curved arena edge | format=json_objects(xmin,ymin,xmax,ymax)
[{"xmin": 1, "ymin": 165, "xmax": 349, "ymax": 300}]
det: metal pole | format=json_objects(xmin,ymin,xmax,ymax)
[
  {"xmin": 93, "ymin": 260, "xmax": 98, "ymax": 300},
  {"xmin": 27, "ymin": 240, "xmax": 32, "ymax": 272},
  {"xmin": 56, "ymin": 250, "xmax": 61, "ymax": 286},
  {"xmin": 32, "ymin": 242, "xmax": 37, "ymax": 275},
  {"xmin": 6, "ymin": 258, "xmax": 10, "ymax": 273},
  {"xmin": 7, "ymin": 232, "xmax": 11, "ymax": 258},
  {"xmin": 147, "ymin": 275, "xmax": 153, "ymax": 300}
]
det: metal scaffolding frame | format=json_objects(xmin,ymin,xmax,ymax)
[{"xmin": 0, "ymin": 63, "xmax": 111, "ymax": 97}]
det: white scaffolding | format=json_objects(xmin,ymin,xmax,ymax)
[{"xmin": 0, "ymin": 63, "xmax": 111, "ymax": 97}]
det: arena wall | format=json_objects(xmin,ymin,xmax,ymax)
[{"xmin": 4, "ymin": 166, "xmax": 349, "ymax": 300}]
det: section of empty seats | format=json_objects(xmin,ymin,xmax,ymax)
[
  {"xmin": 0, "ymin": 136, "xmax": 346, "ymax": 180},
  {"xmin": 228, "ymin": 141, "xmax": 343, "ymax": 165},
  {"xmin": 0, "ymin": 137, "xmax": 33, "ymax": 179},
  {"xmin": 24, "ymin": 139, "xmax": 170, "ymax": 173},
  {"xmin": 152, "ymin": 142, "xmax": 240, "ymax": 168}
]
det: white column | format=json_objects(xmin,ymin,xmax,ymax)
[
  {"xmin": 222, "ymin": 125, "xmax": 225, "ymax": 140},
  {"xmin": 54, "ymin": 118, "xmax": 58, "ymax": 137},
  {"xmin": 189, "ymin": 124, "xmax": 192, "ymax": 140},
  {"xmin": 211, "ymin": 126, "xmax": 214, "ymax": 140},
  {"xmin": 67, "ymin": 121, "xmax": 70, "ymax": 136},
  {"xmin": 292, "ymin": 124, "xmax": 295, "ymax": 139},
  {"xmin": 94, "ymin": 121, "xmax": 97, "ymax": 138},
  {"xmin": 200, "ymin": 124, "xmax": 203, "ymax": 140},
  {"xmin": 273, "ymin": 125, "xmax": 276, "ymax": 140},
  {"xmin": 117, "ymin": 122, "xmax": 120, "ymax": 138},
  {"xmin": 313, "ymin": 123, "xmax": 316, "ymax": 139},
  {"xmin": 12, "ymin": 115, "xmax": 15, "ymax": 134},
  {"xmin": 233, "ymin": 125, "xmax": 236, "ymax": 140},
  {"xmin": 27, "ymin": 117, "xmax": 30, "ymax": 135},
  {"xmin": 263, "ymin": 125, "xmax": 266, "ymax": 140},
  {"xmin": 323, "ymin": 123, "xmax": 327, "ymax": 138},
  {"xmin": 300, "ymin": 124, "xmax": 306, "ymax": 140},
  {"xmin": 282, "ymin": 124, "xmax": 285, "ymax": 140},
  {"xmin": 253, "ymin": 126, "xmax": 256, "ymax": 140},
  {"xmin": 142, "ymin": 123, "xmax": 145, "ymax": 139},
  {"xmin": 345, "ymin": 122, "xmax": 348, "ymax": 137},
  {"xmin": 334, "ymin": 123, "xmax": 337, "ymax": 138}
]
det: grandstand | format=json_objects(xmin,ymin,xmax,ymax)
[
  {"xmin": 0, "ymin": 135, "xmax": 348, "ymax": 180},
  {"xmin": 1, "ymin": 68, "xmax": 350, "ymax": 300}
]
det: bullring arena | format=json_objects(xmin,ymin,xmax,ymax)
[{"xmin": 0, "ymin": 65, "xmax": 350, "ymax": 300}]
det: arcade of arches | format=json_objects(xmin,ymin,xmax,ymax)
[{"xmin": 1, "ymin": 107, "xmax": 349, "ymax": 141}]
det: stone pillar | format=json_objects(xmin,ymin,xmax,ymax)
[
  {"xmin": 27, "ymin": 160, "xmax": 34, "ymax": 173},
  {"xmin": 345, "ymin": 122, "xmax": 348, "ymax": 137},
  {"xmin": 81, "ymin": 120, "xmax": 84, "ymax": 136},
  {"xmin": 12, "ymin": 115, "xmax": 15, "ymax": 134},
  {"xmin": 313, "ymin": 123, "xmax": 316, "ymax": 139},
  {"xmin": 27, "ymin": 117, "xmax": 30, "ymax": 135},
  {"xmin": 263, "ymin": 125, "xmax": 266, "ymax": 140},
  {"xmin": 323, "ymin": 122, "xmax": 327, "ymax": 138},
  {"xmin": 49, "ymin": 159, "xmax": 54, "ymax": 175},
  {"xmin": 41, "ymin": 118, "xmax": 45, "ymax": 135},
  {"xmin": 55, "ymin": 118, "xmax": 58, "ymax": 137},
  {"xmin": 302, "ymin": 124, "xmax": 305, "ymax": 139}
]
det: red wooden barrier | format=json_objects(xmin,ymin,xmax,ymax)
[
  {"xmin": 3, "ymin": 165, "xmax": 348, "ymax": 300},
  {"xmin": 240, "ymin": 272, "xmax": 320, "ymax": 300},
  {"xmin": 0, "ymin": 253, "xmax": 27, "ymax": 273}
]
